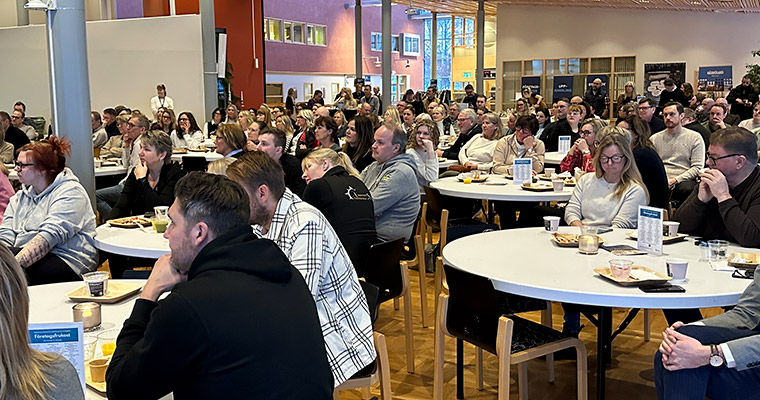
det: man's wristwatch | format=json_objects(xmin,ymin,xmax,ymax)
[{"xmin": 709, "ymin": 344, "xmax": 725, "ymax": 367}]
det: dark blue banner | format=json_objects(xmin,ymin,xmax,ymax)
[
  {"xmin": 521, "ymin": 77, "xmax": 541, "ymax": 95},
  {"xmin": 553, "ymin": 76, "xmax": 574, "ymax": 103},
  {"xmin": 586, "ymin": 74, "xmax": 608, "ymax": 90},
  {"xmin": 697, "ymin": 66, "xmax": 732, "ymax": 92}
]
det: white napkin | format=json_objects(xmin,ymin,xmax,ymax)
[{"xmin": 709, "ymin": 260, "xmax": 735, "ymax": 272}]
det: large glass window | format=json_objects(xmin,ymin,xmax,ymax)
[
  {"xmin": 453, "ymin": 17, "xmax": 474, "ymax": 48},
  {"xmin": 423, "ymin": 17, "xmax": 452, "ymax": 90},
  {"xmin": 402, "ymin": 33, "xmax": 420, "ymax": 56},
  {"xmin": 371, "ymin": 32, "xmax": 382, "ymax": 52}
]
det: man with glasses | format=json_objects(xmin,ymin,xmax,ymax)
[
  {"xmin": 651, "ymin": 102, "xmax": 705, "ymax": 206},
  {"xmin": 657, "ymin": 129, "xmax": 760, "ymax": 400},
  {"xmin": 11, "ymin": 109, "xmax": 37, "ymax": 141},
  {"xmin": 438, "ymin": 108, "xmax": 481, "ymax": 160},
  {"xmin": 639, "ymin": 97, "xmax": 666, "ymax": 134},
  {"xmin": 95, "ymin": 115, "xmax": 148, "ymax": 217}
]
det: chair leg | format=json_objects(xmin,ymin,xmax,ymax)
[
  {"xmin": 414, "ymin": 235, "xmax": 429, "ymax": 328},
  {"xmin": 518, "ymin": 362, "xmax": 529, "ymax": 400},
  {"xmin": 393, "ymin": 297, "xmax": 399, "ymax": 310},
  {"xmin": 644, "ymin": 309, "xmax": 651, "ymax": 342},
  {"xmin": 361, "ymin": 387, "xmax": 371, "ymax": 399},
  {"xmin": 400, "ymin": 262, "xmax": 415, "ymax": 373},
  {"xmin": 373, "ymin": 332, "xmax": 393, "ymax": 400},
  {"xmin": 477, "ymin": 348, "xmax": 484, "ymax": 390},
  {"xmin": 542, "ymin": 301, "xmax": 555, "ymax": 382},
  {"xmin": 433, "ymin": 295, "xmax": 449, "ymax": 400},
  {"xmin": 496, "ymin": 317, "xmax": 514, "ymax": 400},
  {"xmin": 575, "ymin": 340, "xmax": 589, "ymax": 400},
  {"xmin": 333, "ymin": 391, "xmax": 340, "ymax": 400}
]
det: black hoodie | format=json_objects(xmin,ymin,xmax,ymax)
[{"xmin": 107, "ymin": 225, "xmax": 333, "ymax": 399}]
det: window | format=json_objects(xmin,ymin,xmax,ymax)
[
  {"xmin": 265, "ymin": 83, "xmax": 283, "ymax": 105},
  {"xmin": 307, "ymin": 25, "xmax": 326, "ymax": 46},
  {"xmin": 264, "ymin": 18, "xmax": 281, "ymax": 42},
  {"xmin": 371, "ymin": 32, "xmax": 382, "ymax": 52},
  {"xmin": 454, "ymin": 17, "xmax": 475, "ymax": 48},
  {"xmin": 392, "ymin": 35, "xmax": 399, "ymax": 53},
  {"xmin": 402, "ymin": 33, "xmax": 420, "ymax": 56},
  {"xmin": 284, "ymin": 21, "xmax": 305, "ymax": 44}
]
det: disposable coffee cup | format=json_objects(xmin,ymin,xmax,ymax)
[
  {"xmin": 666, "ymin": 258, "xmax": 689, "ymax": 283},
  {"xmin": 663, "ymin": 221, "xmax": 680, "ymax": 237},
  {"xmin": 82, "ymin": 271, "xmax": 109, "ymax": 297},
  {"xmin": 544, "ymin": 168, "xmax": 555, "ymax": 178},
  {"xmin": 552, "ymin": 179, "xmax": 565, "ymax": 192},
  {"xmin": 89, "ymin": 358, "xmax": 110, "ymax": 383},
  {"xmin": 543, "ymin": 216, "xmax": 560, "ymax": 233}
]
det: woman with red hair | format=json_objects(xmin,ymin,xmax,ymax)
[{"xmin": 0, "ymin": 137, "xmax": 97, "ymax": 285}]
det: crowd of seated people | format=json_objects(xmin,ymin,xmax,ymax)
[{"xmin": 5, "ymin": 74, "xmax": 760, "ymax": 398}]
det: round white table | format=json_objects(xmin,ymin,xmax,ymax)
[
  {"xmin": 170, "ymin": 151, "xmax": 224, "ymax": 163},
  {"xmin": 439, "ymin": 159, "xmax": 458, "ymax": 170},
  {"xmin": 7, "ymin": 165, "xmax": 127, "ymax": 181},
  {"xmin": 94, "ymin": 224, "xmax": 169, "ymax": 259},
  {"xmin": 430, "ymin": 176, "xmax": 573, "ymax": 202},
  {"xmin": 442, "ymin": 227, "xmax": 753, "ymax": 399},
  {"xmin": 27, "ymin": 280, "xmax": 164, "ymax": 400},
  {"xmin": 544, "ymin": 151, "xmax": 566, "ymax": 166}
]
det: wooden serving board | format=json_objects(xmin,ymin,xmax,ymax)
[
  {"xmin": 66, "ymin": 281, "xmax": 143, "ymax": 304},
  {"xmin": 595, "ymin": 266, "xmax": 670, "ymax": 287}
]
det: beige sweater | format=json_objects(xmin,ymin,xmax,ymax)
[
  {"xmin": 650, "ymin": 127, "xmax": 705, "ymax": 183},
  {"xmin": 491, "ymin": 134, "xmax": 545, "ymax": 174}
]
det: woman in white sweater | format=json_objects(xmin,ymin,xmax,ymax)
[
  {"xmin": 405, "ymin": 119, "xmax": 440, "ymax": 189},
  {"xmin": 458, "ymin": 112, "xmax": 504, "ymax": 171},
  {"xmin": 564, "ymin": 129, "xmax": 648, "ymax": 228}
]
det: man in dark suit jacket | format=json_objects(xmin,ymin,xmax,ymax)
[
  {"xmin": 0, "ymin": 111, "xmax": 30, "ymax": 157},
  {"xmin": 656, "ymin": 127, "xmax": 760, "ymax": 399},
  {"xmin": 639, "ymin": 98, "xmax": 666, "ymax": 134}
]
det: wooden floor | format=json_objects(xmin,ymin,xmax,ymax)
[{"xmin": 337, "ymin": 267, "xmax": 723, "ymax": 400}]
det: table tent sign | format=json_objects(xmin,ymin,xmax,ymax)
[
  {"xmin": 636, "ymin": 205, "xmax": 664, "ymax": 255},
  {"xmin": 512, "ymin": 158, "xmax": 533, "ymax": 185},
  {"xmin": 558, "ymin": 136, "xmax": 571, "ymax": 154}
]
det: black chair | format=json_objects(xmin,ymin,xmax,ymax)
[
  {"xmin": 363, "ymin": 238, "xmax": 415, "ymax": 373},
  {"xmin": 181, "ymin": 156, "xmax": 208, "ymax": 172},
  {"xmin": 434, "ymin": 264, "xmax": 588, "ymax": 400},
  {"xmin": 334, "ymin": 281, "xmax": 392, "ymax": 399}
]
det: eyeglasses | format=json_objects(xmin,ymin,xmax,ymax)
[
  {"xmin": 638, "ymin": 106, "xmax": 653, "ymax": 110},
  {"xmin": 599, "ymin": 155, "xmax": 626, "ymax": 164},
  {"xmin": 706, "ymin": 152, "xmax": 742, "ymax": 164},
  {"xmin": 14, "ymin": 161, "xmax": 34, "ymax": 169},
  {"xmin": 580, "ymin": 129, "xmax": 594, "ymax": 137},
  {"xmin": 732, "ymin": 269, "xmax": 754, "ymax": 279},
  {"xmin": 10, "ymin": 115, "xmax": 21, "ymax": 120},
  {"xmin": 163, "ymin": 115, "xmax": 171, "ymax": 119}
]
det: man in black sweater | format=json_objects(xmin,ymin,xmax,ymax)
[
  {"xmin": 438, "ymin": 108, "xmax": 481, "ymax": 159},
  {"xmin": 639, "ymin": 97, "xmax": 666, "ymax": 134},
  {"xmin": 257, "ymin": 128, "xmax": 306, "ymax": 197},
  {"xmin": 106, "ymin": 172, "xmax": 333, "ymax": 400},
  {"xmin": 0, "ymin": 111, "xmax": 30, "ymax": 156},
  {"xmin": 657, "ymin": 78, "xmax": 689, "ymax": 114}
]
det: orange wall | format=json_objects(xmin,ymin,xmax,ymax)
[
  {"xmin": 143, "ymin": 0, "xmax": 168, "ymax": 17},
  {"xmin": 169, "ymin": 0, "xmax": 265, "ymax": 109}
]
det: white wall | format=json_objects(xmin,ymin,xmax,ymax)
[
  {"xmin": 495, "ymin": 5, "xmax": 760, "ymax": 108},
  {"xmin": 0, "ymin": 15, "xmax": 205, "ymax": 124}
]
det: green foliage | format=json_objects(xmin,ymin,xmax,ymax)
[{"xmin": 746, "ymin": 50, "xmax": 760, "ymax": 89}]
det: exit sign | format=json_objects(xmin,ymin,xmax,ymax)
[{"xmin": 463, "ymin": 72, "xmax": 472, "ymax": 78}]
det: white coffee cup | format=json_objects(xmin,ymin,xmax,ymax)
[
  {"xmin": 666, "ymin": 258, "xmax": 689, "ymax": 283},
  {"xmin": 663, "ymin": 221, "xmax": 680, "ymax": 237},
  {"xmin": 552, "ymin": 179, "xmax": 565, "ymax": 192},
  {"xmin": 544, "ymin": 168, "xmax": 556, "ymax": 178},
  {"xmin": 543, "ymin": 216, "xmax": 560, "ymax": 233}
]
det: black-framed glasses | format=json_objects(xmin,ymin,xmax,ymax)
[
  {"xmin": 638, "ymin": 105, "xmax": 653, "ymax": 110},
  {"xmin": 14, "ymin": 161, "xmax": 34, "ymax": 169},
  {"xmin": 706, "ymin": 152, "xmax": 743, "ymax": 164},
  {"xmin": 599, "ymin": 155, "xmax": 626, "ymax": 164},
  {"xmin": 732, "ymin": 269, "xmax": 754, "ymax": 279},
  {"xmin": 580, "ymin": 129, "xmax": 594, "ymax": 137}
]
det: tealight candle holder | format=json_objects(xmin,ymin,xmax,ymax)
[{"xmin": 73, "ymin": 302, "xmax": 101, "ymax": 332}]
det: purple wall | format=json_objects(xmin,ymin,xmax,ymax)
[
  {"xmin": 263, "ymin": 0, "xmax": 424, "ymax": 90},
  {"xmin": 115, "ymin": 0, "xmax": 144, "ymax": 19}
]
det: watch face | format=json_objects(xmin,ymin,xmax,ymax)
[{"xmin": 710, "ymin": 354, "xmax": 724, "ymax": 367}]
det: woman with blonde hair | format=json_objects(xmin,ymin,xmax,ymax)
[
  {"xmin": 430, "ymin": 105, "xmax": 455, "ymax": 137},
  {"xmin": 0, "ymin": 246, "xmax": 84, "ymax": 399},
  {"xmin": 275, "ymin": 115, "xmax": 295, "ymax": 153},
  {"xmin": 333, "ymin": 110, "xmax": 348, "ymax": 138},
  {"xmin": 383, "ymin": 105, "xmax": 402, "ymax": 126},
  {"xmin": 159, "ymin": 108, "xmax": 178, "ymax": 136},
  {"xmin": 458, "ymin": 112, "xmax": 505, "ymax": 171},
  {"xmin": 405, "ymin": 119, "xmax": 440, "ymax": 188},
  {"xmin": 301, "ymin": 149, "xmax": 376, "ymax": 276},
  {"xmin": 616, "ymin": 81, "xmax": 637, "ymax": 113},
  {"xmin": 334, "ymin": 88, "xmax": 357, "ymax": 110},
  {"xmin": 214, "ymin": 123, "xmax": 246, "ymax": 158}
]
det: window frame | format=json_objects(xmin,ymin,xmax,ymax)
[{"xmin": 401, "ymin": 33, "xmax": 420, "ymax": 57}]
